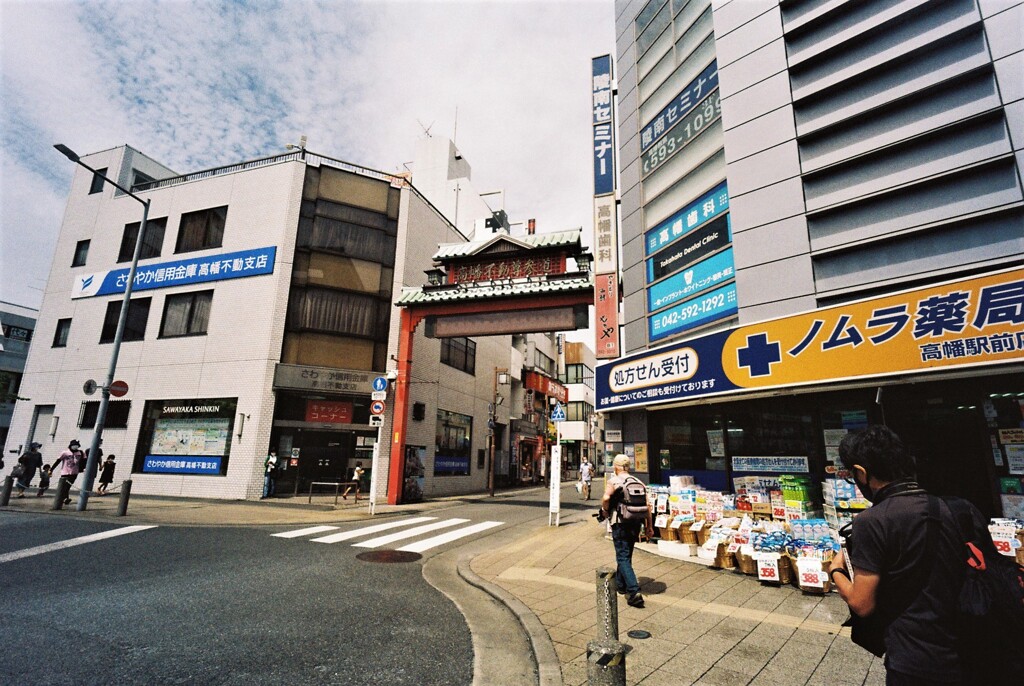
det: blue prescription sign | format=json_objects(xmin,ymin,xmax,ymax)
[{"xmin": 72, "ymin": 246, "xmax": 277, "ymax": 299}]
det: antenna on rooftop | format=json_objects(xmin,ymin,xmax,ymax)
[
  {"xmin": 417, "ymin": 119, "xmax": 434, "ymax": 138},
  {"xmin": 285, "ymin": 135, "xmax": 308, "ymax": 159}
]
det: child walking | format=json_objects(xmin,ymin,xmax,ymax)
[
  {"xmin": 96, "ymin": 455, "xmax": 116, "ymax": 495},
  {"xmin": 36, "ymin": 465, "xmax": 52, "ymax": 498}
]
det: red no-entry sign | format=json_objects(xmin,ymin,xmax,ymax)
[{"xmin": 109, "ymin": 380, "xmax": 129, "ymax": 397}]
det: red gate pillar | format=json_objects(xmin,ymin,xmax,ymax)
[{"xmin": 388, "ymin": 308, "xmax": 421, "ymax": 505}]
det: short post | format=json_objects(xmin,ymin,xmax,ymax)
[
  {"xmin": 116, "ymin": 479, "xmax": 132, "ymax": 517},
  {"xmin": 52, "ymin": 477, "xmax": 69, "ymax": 510},
  {"xmin": 1, "ymin": 476, "xmax": 13, "ymax": 506},
  {"xmin": 587, "ymin": 566, "xmax": 627, "ymax": 686},
  {"xmin": 596, "ymin": 566, "xmax": 619, "ymax": 640}
]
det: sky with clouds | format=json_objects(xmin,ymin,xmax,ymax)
[{"xmin": 0, "ymin": 0, "xmax": 615, "ymax": 311}]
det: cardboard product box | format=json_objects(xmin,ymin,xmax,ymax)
[{"xmin": 752, "ymin": 502, "xmax": 773, "ymax": 517}]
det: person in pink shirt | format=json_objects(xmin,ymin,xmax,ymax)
[{"xmin": 53, "ymin": 439, "xmax": 83, "ymax": 505}]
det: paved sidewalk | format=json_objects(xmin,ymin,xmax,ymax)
[
  {"xmin": 3, "ymin": 482, "xmax": 886, "ymax": 685},
  {"xmin": 471, "ymin": 508, "xmax": 886, "ymax": 686}
]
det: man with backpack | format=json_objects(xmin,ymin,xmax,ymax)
[
  {"xmin": 828, "ymin": 425, "xmax": 1023, "ymax": 685},
  {"xmin": 600, "ymin": 454, "xmax": 653, "ymax": 608}
]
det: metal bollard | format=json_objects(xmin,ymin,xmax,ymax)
[
  {"xmin": 1, "ymin": 476, "xmax": 13, "ymax": 506},
  {"xmin": 595, "ymin": 566, "xmax": 619, "ymax": 641},
  {"xmin": 52, "ymin": 477, "xmax": 69, "ymax": 510},
  {"xmin": 116, "ymin": 479, "xmax": 132, "ymax": 517},
  {"xmin": 588, "ymin": 566, "xmax": 627, "ymax": 686},
  {"xmin": 586, "ymin": 638, "xmax": 627, "ymax": 686}
]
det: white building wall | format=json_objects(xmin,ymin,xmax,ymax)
[{"xmin": 6, "ymin": 149, "xmax": 305, "ymax": 499}]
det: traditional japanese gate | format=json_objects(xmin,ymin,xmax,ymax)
[{"xmin": 388, "ymin": 229, "xmax": 597, "ymax": 504}]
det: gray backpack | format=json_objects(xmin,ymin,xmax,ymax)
[{"xmin": 616, "ymin": 475, "xmax": 648, "ymax": 523}]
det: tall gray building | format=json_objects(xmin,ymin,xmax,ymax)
[{"xmin": 599, "ymin": 0, "xmax": 1024, "ymax": 517}]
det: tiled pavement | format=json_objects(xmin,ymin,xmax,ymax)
[{"xmin": 471, "ymin": 511, "xmax": 886, "ymax": 686}]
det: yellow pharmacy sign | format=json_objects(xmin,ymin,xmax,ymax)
[{"xmin": 722, "ymin": 268, "xmax": 1024, "ymax": 389}]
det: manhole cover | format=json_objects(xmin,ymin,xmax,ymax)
[
  {"xmin": 627, "ymin": 630, "xmax": 652, "ymax": 639},
  {"xmin": 356, "ymin": 550, "xmax": 423, "ymax": 563}
]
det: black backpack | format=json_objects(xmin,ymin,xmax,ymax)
[
  {"xmin": 944, "ymin": 497, "xmax": 1024, "ymax": 678},
  {"xmin": 76, "ymin": 452, "xmax": 87, "ymax": 472},
  {"xmin": 616, "ymin": 475, "xmax": 648, "ymax": 524}
]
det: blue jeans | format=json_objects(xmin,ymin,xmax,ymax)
[
  {"xmin": 612, "ymin": 523, "xmax": 641, "ymax": 595},
  {"xmin": 263, "ymin": 474, "xmax": 274, "ymax": 498}
]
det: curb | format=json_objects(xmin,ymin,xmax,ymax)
[{"xmin": 457, "ymin": 553, "xmax": 563, "ymax": 686}]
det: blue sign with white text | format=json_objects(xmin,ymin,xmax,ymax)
[
  {"xmin": 640, "ymin": 61, "xmax": 718, "ymax": 153},
  {"xmin": 72, "ymin": 246, "xmax": 277, "ymax": 299},
  {"xmin": 143, "ymin": 455, "xmax": 222, "ymax": 475},
  {"xmin": 645, "ymin": 182, "xmax": 728, "ymax": 257},
  {"xmin": 596, "ymin": 329, "xmax": 738, "ymax": 411},
  {"xmin": 648, "ymin": 248, "xmax": 735, "ymax": 312},
  {"xmin": 434, "ymin": 456, "xmax": 470, "ymax": 474},
  {"xmin": 648, "ymin": 282, "xmax": 738, "ymax": 342},
  {"xmin": 592, "ymin": 54, "xmax": 616, "ymax": 196}
]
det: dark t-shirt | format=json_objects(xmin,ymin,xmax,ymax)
[{"xmin": 850, "ymin": 488, "xmax": 986, "ymax": 681}]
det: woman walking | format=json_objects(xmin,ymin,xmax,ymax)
[{"xmin": 13, "ymin": 442, "xmax": 44, "ymax": 497}]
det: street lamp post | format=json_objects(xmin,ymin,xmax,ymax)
[
  {"xmin": 55, "ymin": 144, "xmax": 151, "ymax": 512},
  {"xmin": 488, "ymin": 367, "xmax": 509, "ymax": 497}
]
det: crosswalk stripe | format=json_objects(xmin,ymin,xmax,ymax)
[
  {"xmin": 0, "ymin": 525, "xmax": 158, "ymax": 564},
  {"xmin": 352, "ymin": 518, "xmax": 469, "ymax": 548},
  {"xmin": 397, "ymin": 521, "xmax": 504, "ymax": 553},
  {"xmin": 310, "ymin": 516, "xmax": 437, "ymax": 544},
  {"xmin": 272, "ymin": 525, "xmax": 339, "ymax": 538}
]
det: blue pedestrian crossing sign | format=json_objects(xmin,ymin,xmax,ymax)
[
  {"xmin": 372, "ymin": 376, "xmax": 388, "ymax": 392},
  {"xmin": 550, "ymin": 402, "xmax": 566, "ymax": 422}
]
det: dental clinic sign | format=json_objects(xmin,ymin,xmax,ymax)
[{"xmin": 72, "ymin": 246, "xmax": 276, "ymax": 298}]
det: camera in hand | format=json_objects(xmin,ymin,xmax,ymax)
[{"xmin": 593, "ymin": 509, "xmax": 607, "ymax": 522}]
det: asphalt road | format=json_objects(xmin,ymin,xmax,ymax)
[{"xmin": 0, "ymin": 487, "xmax": 594, "ymax": 686}]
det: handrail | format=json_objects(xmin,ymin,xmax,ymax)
[{"xmin": 133, "ymin": 151, "xmax": 405, "ymax": 193}]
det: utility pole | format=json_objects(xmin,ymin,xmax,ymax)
[{"xmin": 489, "ymin": 367, "xmax": 509, "ymax": 497}]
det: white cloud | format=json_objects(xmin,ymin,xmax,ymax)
[{"xmin": 1, "ymin": 0, "xmax": 615, "ymax": 310}]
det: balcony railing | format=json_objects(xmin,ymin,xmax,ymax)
[{"xmin": 132, "ymin": 150, "xmax": 404, "ymax": 193}]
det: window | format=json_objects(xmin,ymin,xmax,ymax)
[
  {"xmin": 72, "ymin": 240, "xmax": 90, "ymax": 267},
  {"xmin": 78, "ymin": 400, "xmax": 131, "ymax": 429},
  {"xmin": 2, "ymin": 323, "xmax": 33, "ymax": 342},
  {"xmin": 175, "ymin": 206, "xmax": 226, "ymax": 253},
  {"xmin": 160, "ymin": 290, "xmax": 213, "ymax": 337},
  {"xmin": 100, "ymin": 298, "xmax": 151, "ymax": 343},
  {"xmin": 435, "ymin": 409, "xmax": 473, "ymax": 476},
  {"xmin": 131, "ymin": 169, "xmax": 155, "ymax": 189},
  {"xmin": 560, "ymin": 363, "xmax": 595, "ymax": 389},
  {"xmin": 118, "ymin": 217, "xmax": 167, "ymax": 262},
  {"xmin": 440, "ymin": 337, "xmax": 476, "ymax": 374},
  {"xmin": 89, "ymin": 168, "xmax": 108, "ymax": 194},
  {"xmin": 566, "ymin": 401, "xmax": 594, "ymax": 422},
  {"xmin": 53, "ymin": 318, "xmax": 71, "ymax": 347},
  {"xmin": 534, "ymin": 351, "xmax": 555, "ymax": 376}
]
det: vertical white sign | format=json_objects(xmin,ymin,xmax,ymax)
[{"xmin": 549, "ymin": 444, "xmax": 562, "ymax": 526}]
